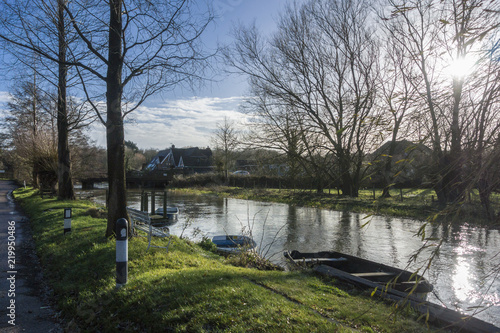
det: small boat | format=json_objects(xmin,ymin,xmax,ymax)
[
  {"xmin": 211, "ymin": 235, "xmax": 257, "ymax": 253},
  {"xmin": 154, "ymin": 207, "xmax": 179, "ymax": 218},
  {"xmin": 284, "ymin": 250, "xmax": 433, "ymax": 299}
]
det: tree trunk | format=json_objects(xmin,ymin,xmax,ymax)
[
  {"xmin": 380, "ymin": 185, "xmax": 391, "ymax": 198},
  {"xmin": 478, "ymin": 178, "xmax": 494, "ymax": 221},
  {"xmin": 316, "ymin": 177, "xmax": 324, "ymax": 194},
  {"xmin": 380, "ymin": 141, "xmax": 398, "ymax": 199},
  {"xmin": 447, "ymin": 76, "xmax": 465, "ymax": 203},
  {"xmin": 57, "ymin": 0, "xmax": 75, "ymax": 200},
  {"xmin": 338, "ymin": 152, "xmax": 359, "ymax": 197},
  {"xmin": 105, "ymin": 0, "xmax": 129, "ymax": 238},
  {"xmin": 340, "ymin": 172, "xmax": 354, "ymax": 197}
]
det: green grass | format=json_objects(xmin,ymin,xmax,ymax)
[{"xmin": 13, "ymin": 187, "xmax": 440, "ymax": 332}]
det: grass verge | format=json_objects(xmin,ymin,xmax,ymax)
[{"xmin": 14, "ymin": 187, "xmax": 440, "ymax": 332}]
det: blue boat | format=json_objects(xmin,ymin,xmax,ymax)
[{"xmin": 211, "ymin": 235, "xmax": 257, "ymax": 253}]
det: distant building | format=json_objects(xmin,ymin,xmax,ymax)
[
  {"xmin": 234, "ymin": 159, "xmax": 258, "ymax": 173},
  {"xmin": 145, "ymin": 145, "xmax": 213, "ymax": 174},
  {"xmin": 367, "ymin": 140, "xmax": 432, "ymax": 187}
]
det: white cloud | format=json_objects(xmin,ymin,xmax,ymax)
[
  {"xmin": 0, "ymin": 89, "xmax": 251, "ymax": 149},
  {"xmin": 88, "ymin": 96, "xmax": 250, "ymax": 149},
  {"xmin": 0, "ymin": 91, "xmax": 11, "ymax": 104}
]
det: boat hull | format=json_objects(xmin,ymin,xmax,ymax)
[
  {"xmin": 284, "ymin": 250, "xmax": 433, "ymax": 298},
  {"xmin": 212, "ymin": 235, "xmax": 257, "ymax": 254},
  {"xmin": 153, "ymin": 207, "xmax": 179, "ymax": 222}
]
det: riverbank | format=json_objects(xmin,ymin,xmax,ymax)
[
  {"xmin": 170, "ymin": 186, "xmax": 500, "ymax": 227},
  {"xmin": 13, "ymin": 187, "xmax": 441, "ymax": 332}
]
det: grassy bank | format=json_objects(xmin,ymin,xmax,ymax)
[
  {"xmin": 13, "ymin": 187, "xmax": 439, "ymax": 332},
  {"xmin": 172, "ymin": 186, "xmax": 500, "ymax": 226}
]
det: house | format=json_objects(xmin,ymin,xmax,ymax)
[
  {"xmin": 145, "ymin": 145, "xmax": 213, "ymax": 174},
  {"xmin": 367, "ymin": 140, "xmax": 432, "ymax": 187}
]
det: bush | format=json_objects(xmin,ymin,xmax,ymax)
[
  {"xmin": 170, "ymin": 173, "xmax": 224, "ymax": 187},
  {"xmin": 198, "ymin": 236, "xmax": 218, "ymax": 252}
]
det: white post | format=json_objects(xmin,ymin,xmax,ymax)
[
  {"xmin": 116, "ymin": 218, "xmax": 128, "ymax": 287},
  {"xmin": 64, "ymin": 208, "xmax": 71, "ymax": 234}
]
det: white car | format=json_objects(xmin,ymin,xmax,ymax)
[{"xmin": 232, "ymin": 170, "xmax": 250, "ymax": 176}]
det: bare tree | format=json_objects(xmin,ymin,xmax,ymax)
[
  {"xmin": 242, "ymin": 95, "xmax": 305, "ymax": 189},
  {"xmin": 461, "ymin": 43, "xmax": 500, "ymax": 220},
  {"xmin": 375, "ymin": 31, "xmax": 420, "ymax": 197},
  {"xmin": 212, "ymin": 117, "xmax": 239, "ymax": 181},
  {"xmin": 382, "ymin": 0, "xmax": 499, "ymax": 205},
  {"xmin": 227, "ymin": 0, "xmax": 381, "ymax": 196},
  {"xmin": 62, "ymin": 0, "xmax": 215, "ymax": 237},
  {"xmin": 0, "ymin": 0, "xmax": 95, "ymax": 199},
  {"xmin": 3, "ymin": 79, "xmax": 58, "ymax": 188}
]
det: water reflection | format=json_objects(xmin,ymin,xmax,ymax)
[{"xmin": 84, "ymin": 189, "xmax": 500, "ymax": 327}]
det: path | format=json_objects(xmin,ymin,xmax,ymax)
[{"xmin": 0, "ymin": 180, "xmax": 61, "ymax": 332}]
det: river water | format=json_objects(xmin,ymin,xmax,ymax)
[{"xmin": 89, "ymin": 189, "xmax": 500, "ymax": 327}]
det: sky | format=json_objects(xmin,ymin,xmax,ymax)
[
  {"xmin": 115, "ymin": 0, "xmax": 289, "ymax": 150},
  {"xmin": 0, "ymin": 0, "xmax": 288, "ymax": 150}
]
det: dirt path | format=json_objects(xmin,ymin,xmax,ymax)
[{"xmin": 0, "ymin": 180, "xmax": 62, "ymax": 332}]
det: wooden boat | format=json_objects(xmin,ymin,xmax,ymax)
[
  {"xmin": 149, "ymin": 207, "xmax": 179, "ymax": 226},
  {"xmin": 284, "ymin": 250, "xmax": 433, "ymax": 299},
  {"xmin": 153, "ymin": 207, "xmax": 179, "ymax": 221},
  {"xmin": 155, "ymin": 206, "xmax": 179, "ymax": 217},
  {"xmin": 211, "ymin": 235, "xmax": 257, "ymax": 253}
]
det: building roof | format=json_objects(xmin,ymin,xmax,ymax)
[{"xmin": 145, "ymin": 146, "xmax": 212, "ymax": 171}]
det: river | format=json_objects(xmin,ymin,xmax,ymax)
[{"xmin": 88, "ymin": 189, "xmax": 500, "ymax": 327}]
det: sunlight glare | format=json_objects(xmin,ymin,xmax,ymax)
[
  {"xmin": 446, "ymin": 56, "xmax": 477, "ymax": 79},
  {"xmin": 452, "ymin": 256, "xmax": 472, "ymax": 302}
]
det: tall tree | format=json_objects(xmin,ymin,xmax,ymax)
[
  {"xmin": 56, "ymin": 0, "xmax": 75, "ymax": 199},
  {"xmin": 227, "ymin": 0, "xmax": 380, "ymax": 196},
  {"xmin": 3, "ymin": 80, "xmax": 58, "ymax": 187},
  {"xmin": 382, "ymin": 0, "xmax": 499, "ymax": 204},
  {"xmin": 64, "ymin": 0, "xmax": 214, "ymax": 237},
  {"xmin": 461, "ymin": 42, "xmax": 500, "ymax": 220},
  {"xmin": 242, "ymin": 95, "xmax": 305, "ymax": 189},
  {"xmin": 212, "ymin": 117, "xmax": 239, "ymax": 181},
  {"xmin": 0, "ymin": 0, "xmax": 93, "ymax": 199},
  {"xmin": 376, "ymin": 31, "xmax": 420, "ymax": 197}
]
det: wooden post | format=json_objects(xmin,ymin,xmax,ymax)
[
  {"xmin": 400, "ymin": 188, "xmax": 403, "ymax": 202},
  {"xmin": 151, "ymin": 191, "xmax": 155, "ymax": 215},
  {"xmin": 140, "ymin": 190, "xmax": 144, "ymax": 211},
  {"xmin": 163, "ymin": 191, "xmax": 167, "ymax": 218},
  {"xmin": 373, "ymin": 187, "xmax": 376, "ymax": 200},
  {"xmin": 144, "ymin": 192, "xmax": 148, "ymax": 212}
]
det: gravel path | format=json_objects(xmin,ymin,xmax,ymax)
[{"xmin": 0, "ymin": 180, "xmax": 62, "ymax": 333}]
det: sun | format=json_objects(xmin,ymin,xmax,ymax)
[{"xmin": 446, "ymin": 55, "xmax": 478, "ymax": 79}]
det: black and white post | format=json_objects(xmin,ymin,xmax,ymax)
[
  {"xmin": 64, "ymin": 208, "xmax": 72, "ymax": 235},
  {"xmin": 116, "ymin": 218, "xmax": 128, "ymax": 288}
]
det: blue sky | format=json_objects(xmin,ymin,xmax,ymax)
[
  {"xmin": 93, "ymin": 0, "xmax": 289, "ymax": 149},
  {"xmin": 0, "ymin": 0, "xmax": 288, "ymax": 150}
]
